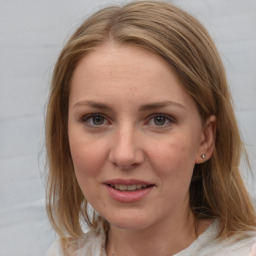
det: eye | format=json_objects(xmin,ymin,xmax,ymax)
[
  {"xmin": 82, "ymin": 113, "xmax": 109, "ymax": 126},
  {"xmin": 147, "ymin": 114, "xmax": 174, "ymax": 127}
]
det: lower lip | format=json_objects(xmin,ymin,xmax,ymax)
[{"xmin": 105, "ymin": 185, "xmax": 154, "ymax": 203}]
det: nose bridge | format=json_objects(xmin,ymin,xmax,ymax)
[{"xmin": 109, "ymin": 122, "xmax": 143, "ymax": 169}]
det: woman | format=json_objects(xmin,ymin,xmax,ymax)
[{"xmin": 45, "ymin": 1, "xmax": 256, "ymax": 255}]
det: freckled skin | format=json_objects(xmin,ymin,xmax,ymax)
[{"xmin": 68, "ymin": 43, "xmax": 212, "ymax": 238}]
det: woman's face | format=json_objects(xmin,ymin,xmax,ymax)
[{"xmin": 68, "ymin": 43, "xmax": 212, "ymax": 231}]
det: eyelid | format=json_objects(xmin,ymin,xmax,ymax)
[
  {"xmin": 82, "ymin": 112, "xmax": 103, "ymax": 120},
  {"xmin": 146, "ymin": 113, "xmax": 176, "ymax": 126},
  {"xmin": 82, "ymin": 113, "xmax": 111, "ymax": 127},
  {"xmin": 80, "ymin": 112, "xmax": 175, "ymax": 128}
]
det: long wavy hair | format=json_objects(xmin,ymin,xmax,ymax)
[{"xmin": 45, "ymin": 0, "xmax": 256, "ymax": 243}]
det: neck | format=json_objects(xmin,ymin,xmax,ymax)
[{"xmin": 106, "ymin": 211, "xmax": 210, "ymax": 256}]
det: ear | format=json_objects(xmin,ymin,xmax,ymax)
[{"xmin": 195, "ymin": 115, "xmax": 216, "ymax": 164}]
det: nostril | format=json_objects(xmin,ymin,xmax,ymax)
[{"xmin": 109, "ymin": 145, "xmax": 144, "ymax": 170}]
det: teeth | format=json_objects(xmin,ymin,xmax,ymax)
[
  {"xmin": 127, "ymin": 184, "xmax": 137, "ymax": 191},
  {"xmin": 109, "ymin": 184, "xmax": 149, "ymax": 191},
  {"xmin": 136, "ymin": 184, "xmax": 143, "ymax": 189},
  {"xmin": 119, "ymin": 184, "xmax": 127, "ymax": 191}
]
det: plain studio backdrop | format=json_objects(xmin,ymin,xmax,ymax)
[{"xmin": 0, "ymin": 0, "xmax": 256, "ymax": 255}]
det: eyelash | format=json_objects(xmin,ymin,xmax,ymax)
[
  {"xmin": 81, "ymin": 113, "xmax": 175, "ymax": 128},
  {"xmin": 82, "ymin": 113, "xmax": 110, "ymax": 127},
  {"xmin": 147, "ymin": 113, "xmax": 175, "ymax": 127}
]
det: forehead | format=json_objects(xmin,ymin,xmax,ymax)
[
  {"xmin": 69, "ymin": 43, "xmax": 195, "ymax": 110},
  {"xmin": 73, "ymin": 43, "xmax": 172, "ymax": 80},
  {"xmin": 72, "ymin": 43, "xmax": 176, "ymax": 86}
]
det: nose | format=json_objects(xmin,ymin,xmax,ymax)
[{"xmin": 108, "ymin": 126, "xmax": 144, "ymax": 170}]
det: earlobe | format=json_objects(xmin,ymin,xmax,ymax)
[{"xmin": 195, "ymin": 115, "xmax": 217, "ymax": 164}]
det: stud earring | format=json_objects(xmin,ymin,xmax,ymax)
[{"xmin": 201, "ymin": 154, "xmax": 206, "ymax": 159}]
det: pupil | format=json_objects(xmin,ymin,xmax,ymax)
[
  {"xmin": 154, "ymin": 116, "xmax": 165, "ymax": 125},
  {"xmin": 93, "ymin": 116, "xmax": 104, "ymax": 125}
]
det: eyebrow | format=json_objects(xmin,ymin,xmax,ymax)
[
  {"xmin": 73, "ymin": 101, "xmax": 112, "ymax": 110},
  {"xmin": 72, "ymin": 100, "xmax": 186, "ymax": 111},
  {"xmin": 138, "ymin": 101, "xmax": 186, "ymax": 111}
]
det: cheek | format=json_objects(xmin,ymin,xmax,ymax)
[
  {"xmin": 148, "ymin": 134, "xmax": 198, "ymax": 180},
  {"xmin": 68, "ymin": 131, "xmax": 108, "ymax": 182},
  {"xmin": 68, "ymin": 134, "xmax": 108, "ymax": 205}
]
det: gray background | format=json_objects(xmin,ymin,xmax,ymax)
[{"xmin": 0, "ymin": 0, "xmax": 256, "ymax": 255}]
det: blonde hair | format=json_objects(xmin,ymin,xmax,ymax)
[{"xmin": 46, "ymin": 0, "xmax": 256, "ymax": 242}]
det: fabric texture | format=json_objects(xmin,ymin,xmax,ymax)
[{"xmin": 46, "ymin": 220, "xmax": 256, "ymax": 256}]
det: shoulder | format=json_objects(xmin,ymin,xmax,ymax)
[
  {"xmin": 249, "ymin": 242, "xmax": 256, "ymax": 256},
  {"xmin": 227, "ymin": 234, "xmax": 256, "ymax": 256},
  {"xmin": 177, "ymin": 220, "xmax": 256, "ymax": 256},
  {"xmin": 45, "ymin": 239, "xmax": 62, "ymax": 256},
  {"xmin": 202, "ymin": 232, "xmax": 256, "ymax": 256},
  {"xmin": 203, "ymin": 221, "xmax": 256, "ymax": 256},
  {"xmin": 45, "ymin": 225, "xmax": 106, "ymax": 256}
]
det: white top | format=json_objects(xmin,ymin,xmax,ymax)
[{"xmin": 46, "ymin": 221, "xmax": 256, "ymax": 256}]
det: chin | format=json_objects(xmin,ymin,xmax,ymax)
[
  {"xmin": 104, "ymin": 211, "xmax": 154, "ymax": 231},
  {"xmin": 110, "ymin": 221, "xmax": 149, "ymax": 231}
]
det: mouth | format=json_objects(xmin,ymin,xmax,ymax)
[
  {"xmin": 104, "ymin": 180, "xmax": 155, "ymax": 202},
  {"xmin": 106, "ymin": 183, "xmax": 154, "ymax": 191}
]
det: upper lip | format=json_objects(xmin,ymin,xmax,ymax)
[{"xmin": 103, "ymin": 179, "xmax": 153, "ymax": 186}]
